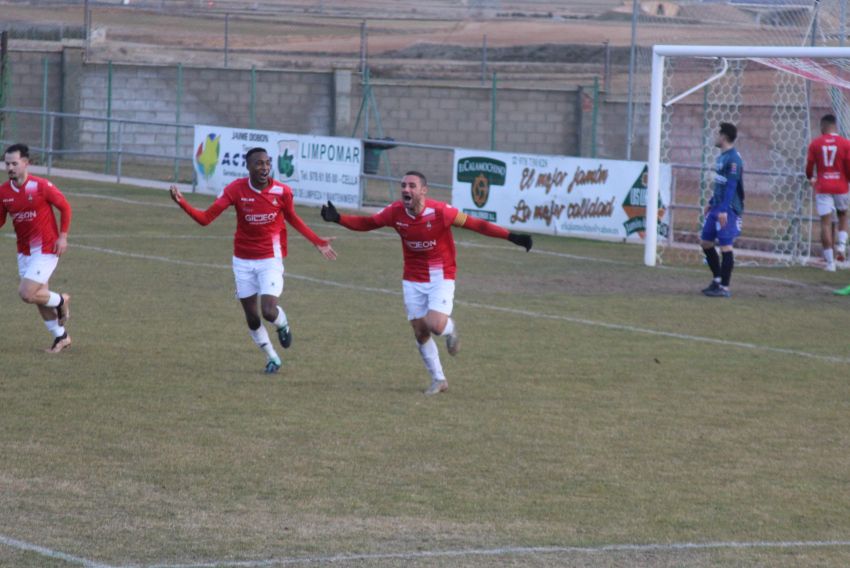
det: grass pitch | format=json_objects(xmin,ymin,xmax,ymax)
[{"xmin": 2, "ymin": 178, "xmax": 850, "ymax": 567}]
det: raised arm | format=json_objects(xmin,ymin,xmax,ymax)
[
  {"xmin": 170, "ymin": 185, "xmax": 230, "ymax": 226},
  {"xmin": 321, "ymin": 200, "xmax": 386, "ymax": 231},
  {"xmin": 282, "ymin": 196, "xmax": 336, "ymax": 260},
  {"xmin": 45, "ymin": 182, "xmax": 72, "ymax": 256},
  {"xmin": 451, "ymin": 210, "xmax": 533, "ymax": 251}
]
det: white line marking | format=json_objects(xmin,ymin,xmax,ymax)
[
  {"xmin": 69, "ymin": 243, "xmax": 850, "ymax": 365},
  {"xmin": 138, "ymin": 540, "xmax": 850, "ymax": 567},
  {"xmin": 0, "ymin": 533, "xmax": 114, "ymax": 568},
  {"xmin": 66, "ymin": 191, "xmax": 832, "ymax": 290}
]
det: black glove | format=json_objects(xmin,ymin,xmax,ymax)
[
  {"xmin": 321, "ymin": 200, "xmax": 340, "ymax": 223},
  {"xmin": 508, "ymin": 232, "xmax": 532, "ymax": 252}
]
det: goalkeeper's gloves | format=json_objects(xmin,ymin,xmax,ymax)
[
  {"xmin": 508, "ymin": 232, "xmax": 533, "ymax": 252},
  {"xmin": 321, "ymin": 200, "xmax": 340, "ymax": 223}
]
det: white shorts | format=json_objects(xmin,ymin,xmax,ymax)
[
  {"xmin": 232, "ymin": 256, "xmax": 284, "ymax": 299},
  {"xmin": 816, "ymin": 193, "xmax": 850, "ymax": 217},
  {"xmin": 17, "ymin": 252, "xmax": 59, "ymax": 284},
  {"xmin": 402, "ymin": 278, "xmax": 455, "ymax": 321}
]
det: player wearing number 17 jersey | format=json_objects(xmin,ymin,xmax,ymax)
[
  {"xmin": 806, "ymin": 114, "xmax": 850, "ymax": 271},
  {"xmin": 321, "ymin": 171, "xmax": 532, "ymax": 395},
  {"xmin": 170, "ymin": 147, "xmax": 337, "ymax": 374}
]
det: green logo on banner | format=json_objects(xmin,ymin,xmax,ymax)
[
  {"xmin": 622, "ymin": 165, "xmax": 669, "ymax": 238},
  {"xmin": 456, "ymin": 157, "xmax": 507, "ymax": 208},
  {"xmin": 278, "ymin": 148, "xmax": 295, "ymax": 178}
]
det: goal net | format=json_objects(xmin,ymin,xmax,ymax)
[{"xmin": 644, "ymin": 45, "xmax": 850, "ymax": 267}]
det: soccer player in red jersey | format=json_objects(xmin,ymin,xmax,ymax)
[
  {"xmin": 806, "ymin": 114, "xmax": 850, "ymax": 271},
  {"xmin": 170, "ymin": 147, "xmax": 336, "ymax": 374},
  {"xmin": 321, "ymin": 171, "xmax": 532, "ymax": 395},
  {"xmin": 0, "ymin": 143, "xmax": 73, "ymax": 353}
]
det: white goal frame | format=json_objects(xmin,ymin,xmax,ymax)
[{"xmin": 645, "ymin": 44, "xmax": 850, "ymax": 266}]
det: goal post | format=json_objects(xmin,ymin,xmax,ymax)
[{"xmin": 645, "ymin": 44, "xmax": 850, "ymax": 267}]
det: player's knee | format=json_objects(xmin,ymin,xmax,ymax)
[
  {"xmin": 261, "ymin": 307, "xmax": 277, "ymax": 322},
  {"xmin": 18, "ymin": 287, "xmax": 38, "ymax": 304}
]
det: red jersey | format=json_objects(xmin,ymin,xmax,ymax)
[
  {"xmin": 364, "ymin": 199, "xmax": 461, "ymax": 282},
  {"xmin": 0, "ymin": 175, "xmax": 72, "ymax": 255},
  {"xmin": 806, "ymin": 134, "xmax": 850, "ymax": 194},
  {"xmin": 178, "ymin": 178, "xmax": 327, "ymax": 260}
]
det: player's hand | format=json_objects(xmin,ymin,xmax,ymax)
[
  {"xmin": 54, "ymin": 233, "xmax": 68, "ymax": 257},
  {"xmin": 321, "ymin": 200, "xmax": 340, "ymax": 223},
  {"xmin": 316, "ymin": 237, "xmax": 337, "ymax": 260},
  {"xmin": 717, "ymin": 212, "xmax": 728, "ymax": 228},
  {"xmin": 169, "ymin": 185, "xmax": 184, "ymax": 204},
  {"xmin": 508, "ymin": 232, "xmax": 533, "ymax": 252}
]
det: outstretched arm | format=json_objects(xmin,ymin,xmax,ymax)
[
  {"xmin": 283, "ymin": 197, "xmax": 337, "ymax": 260},
  {"xmin": 170, "ymin": 185, "xmax": 230, "ymax": 226},
  {"xmin": 45, "ymin": 183, "xmax": 72, "ymax": 256},
  {"xmin": 452, "ymin": 211, "xmax": 533, "ymax": 251},
  {"xmin": 321, "ymin": 200, "xmax": 386, "ymax": 231}
]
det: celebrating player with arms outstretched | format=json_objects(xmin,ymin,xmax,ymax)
[
  {"xmin": 170, "ymin": 147, "xmax": 336, "ymax": 374},
  {"xmin": 806, "ymin": 113, "xmax": 850, "ymax": 272},
  {"xmin": 321, "ymin": 171, "xmax": 532, "ymax": 395},
  {"xmin": 0, "ymin": 143, "xmax": 73, "ymax": 353}
]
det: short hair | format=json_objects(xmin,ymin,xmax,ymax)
[
  {"xmin": 4, "ymin": 143, "xmax": 29, "ymax": 159},
  {"xmin": 719, "ymin": 122, "xmax": 737, "ymax": 143},
  {"xmin": 403, "ymin": 170, "xmax": 427, "ymax": 186},
  {"xmin": 821, "ymin": 114, "xmax": 838, "ymax": 126},
  {"xmin": 245, "ymin": 147, "xmax": 268, "ymax": 164}
]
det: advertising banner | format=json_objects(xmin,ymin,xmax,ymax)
[
  {"xmin": 193, "ymin": 125, "xmax": 362, "ymax": 207},
  {"xmin": 452, "ymin": 149, "xmax": 672, "ymax": 242}
]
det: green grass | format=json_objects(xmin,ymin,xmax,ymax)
[{"xmin": 2, "ymin": 178, "xmax": 850, "ymax": 567}]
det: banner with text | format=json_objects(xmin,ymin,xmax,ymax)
[
  {"xmin": 193, "ymin": 125, "xmax": 362, "ymax": 207},
  {"xmin": 453, "ymin": 149, "xmax": 672, "ymax": 242}
]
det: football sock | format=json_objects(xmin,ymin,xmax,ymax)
[
  {"xmin": 438, "ymin": 317, "xmax": 455, "ymax": 337},
  {"xmin": 703, "ymin": 247, "xmax": 721, "ymax": 279},
  {"xmin": 249, "ymin": 325, "xmax": 278, "ymax": 360},
  {"xmin": 839, "ymin": 231, "xmax": 848, "ymax": 248},
  {"xmin": 44, "ymin": 319, "xmax": 65, "ymax": 338},
  {"xmin": 825, "ymin": 248, "xmax": 835, "ymax": 264},
  {"xmin": 417, "ymin": 338, "xmax": 445, "ymax": 382},
  {"xmin": 720, "ymin": 250, "xmax": 734, "ymax": 288},
  {"xmin": 45, "ymin": 292, "xmax": 62, "ymax": 308},
  {"xmin": 273, "ymin": 306, "xmax": 288, "ymax": 329}
]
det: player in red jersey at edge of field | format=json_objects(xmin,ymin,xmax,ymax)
[
  {"xmin": 170, "ymin": 147, "xmax": 337, "ymax": 374},
  {"xmin": 321, "ymin": 170, "xmax": 532, "ymax": 396},
  {"xmin": 0, "ymin": 143, "xmax": 73, "ymax": 354},
  {"xmin": 806, "ymin": 113, "xmax": 850, "ymax": 272}
]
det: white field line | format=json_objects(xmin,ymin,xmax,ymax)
[
  {"xmin": 64, "ymin": 243, "xmax": 850, "ymax": 365},
  {"xmin": 0, "ymin": 533, "xmax": 114, "ymax": 568},
  {"xmin": 137, "ymin": 539, "xmax": 850, "ymax": 567},
  {"xmin": 67, "ymin": 192, "xmax": 833, "ymax": 290}
]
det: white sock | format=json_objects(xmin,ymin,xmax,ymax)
[
  {"xmin": 249, "ymin": 325, "xmax": 278, "ymax": 360},
  {"xmin": 417, "ymin": 338, "xmax": 445, "ymax": 382},
  {"xmin": 713, "ymin": 277, "xmax": 721, "ymax": 283},
  {"xmin": 44, "ymin": 319, "xmax": 65, "ymax": 338},
  {"xmin": 44, "ymin": 292, "xmax": 61, "ymax": 308},
  {"xmin": 273, "ymin": 306, "xmax": 288, "ymax": 329},
  {"xmin": 839, "ymin": 231, "xmax": 848, "ymax": 247},
  {"xmin": 438, "ymin": 317, "xmax": 455, "ymax": 337},
  {"xmin": 825, "ymin": 248, "xmax": 835, "ymax": 264}
]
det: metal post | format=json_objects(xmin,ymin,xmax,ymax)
[
  {"xmin": 47, "ymin": 115, "xmax": 55, "ymax": 175},
  {"xmin": 490, "ymin": 72, "xmax": 497, "ymax": 151},
  {"xmin": 0, "ymin": 31, "xmax": 7, "ymax": 140},
  {"xmin": 359, "ymin": 21, "xmax": 367, "ymax": 77},
  {"xmin": 481, "ymin": 34, "xmax": 487, "ymax": 86},
  {"xmin": 224, "ymin": 13, "xmax": 229, "ymax": 68},
  {"xmin": 173, "ymin": 63, "xmax": 183, "ymax": 182},
  {"xmin": 117, "ymin": 121, "xmax": 123, "ymax": 184},
  {"xmin": 591, "ymin": 76, "xmax": 599, "ymax": 158},
  {"xmin": 645, "ymin": 48, "xmax": 664, "ymax": 267},
  {"xmin": 625, "ymin": 0, "xmax": 638, "ymax": 160},
  {"xmin": 84, "ymin": 0, "xmax": 91, "ymax": 61},
  {"xmin": 105, "ymin": 60, "xmax": 112, "ymax": 174},
  {"xmin": 41, "ymin": 56, "xmax": 49, "ymax": 163},
  {"xmin": 250, "ymin": 65, "xmax": 256, "ymax": 129}
]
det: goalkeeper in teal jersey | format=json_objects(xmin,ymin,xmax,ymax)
[{"xmin": 701, "ymin": 122, "xmax": 744, "ymax": 298}]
